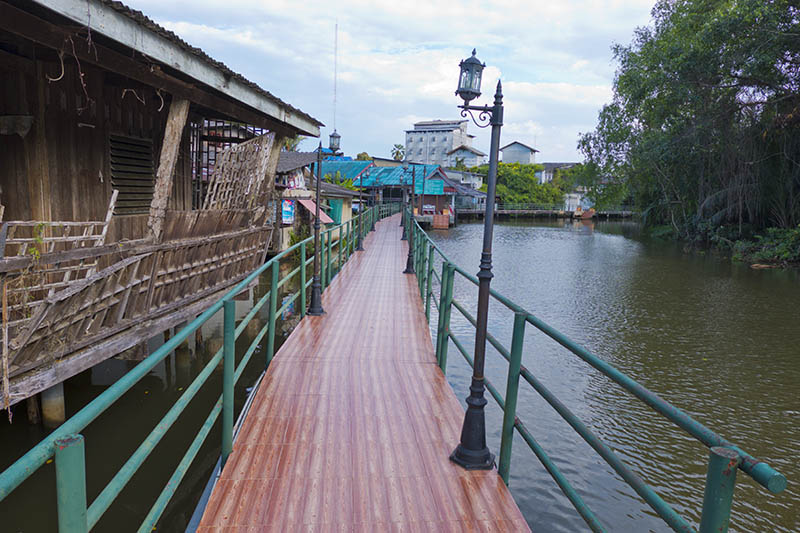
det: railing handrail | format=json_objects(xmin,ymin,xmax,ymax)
[
  {"xmin": 0, "ymin": 202, "xmax": 399, "ymax": 531},
  {"xmin": 404, "ymin": 207, "xmax": 785, "ymax": 533}
]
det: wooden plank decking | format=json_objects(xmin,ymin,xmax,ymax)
[{"xmin": 199, "ymin": 213, "xmax": 530, "ymax": 532}]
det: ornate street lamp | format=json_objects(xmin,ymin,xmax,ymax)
[
  {"xmin": 329, "ymin": 129, "xmax": 341, "ymax": 154},
  {"xmin": 403, "ymin": 161, "xmax": 416, "ymax": 274},
  {"xmin": 307, "ymin": 142, "xmax": 326, "ymax": 316},
  {"xmin": 450, "ymin": 49, "xmax": 502, "ymax": 470}
]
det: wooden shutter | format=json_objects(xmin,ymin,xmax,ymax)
[{"xmin": 110, "ymin": 134, "xmax": 154, "ymax": 214}]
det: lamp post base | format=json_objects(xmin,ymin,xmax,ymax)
[
  {"xmin": 449, "ymin": 444, "xmax": 495, "ymax": 470},
  {"xmin": 450, "ymin": 380, "xmax": 495, "ymax": 470},
  {"xmin": 307, "ymin": 279, "xmax": 325, "ymax": 316}
]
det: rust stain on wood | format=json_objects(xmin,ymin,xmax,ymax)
[{"xmin": 200, "ymin": 214, "xmax": 530, "ymax": 531}]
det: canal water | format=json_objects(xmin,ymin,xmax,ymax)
[
  {"xmin": 0, "ymin": 260, "xmax": 304, "ymax": 532},
  {"xmin": 428, "ymin": 219, "xmax": 799, "ymax": 532},
  {"xmin": 1, "ymin": 220, "xmax": 797, "ymax": 532}
]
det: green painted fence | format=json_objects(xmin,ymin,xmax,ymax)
[
  {"xmin": 0, "ymin": 203, "xmax": 399, "ymax": 532},
  {"xmin": 404, "ymin": 207, "xmax": 785, "ymax": 533}
]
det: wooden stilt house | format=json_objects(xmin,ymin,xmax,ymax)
[{"xmin": 0, "ymin": 0, "xmax": 322, "ymax": 407}]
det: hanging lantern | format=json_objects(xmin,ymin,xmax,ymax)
[
  {"xmin": 329, "ymin": 129, "xmax": 341, "ymax": 153},
  {"xmin": 456, "ymin": 49, "xmax": 485, "ymax": 104}
]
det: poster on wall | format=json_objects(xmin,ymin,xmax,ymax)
[{"xmin": 281, "ymin": 199, "xmax": 295, "ymax": 225}]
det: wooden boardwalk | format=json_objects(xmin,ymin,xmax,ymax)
[{"xmin": 199, "ymin": 214, "xmax": 530, "ymax": 532}]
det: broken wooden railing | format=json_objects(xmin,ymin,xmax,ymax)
[
  {"xmin": 404, "ymin": 208, "xmax": 786, "ymax": 533},
  {"xmin": 0, "ymin": 212, "xmax": 273, "ymax": 406},
  {"xmin": 0, "ymin": 202, "xmax": 398, "ymax": 532}
]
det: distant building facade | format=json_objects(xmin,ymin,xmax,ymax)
[
  {"xmin": 500, "ymin": 141, "xmax": 539, "ymax": 164},
  {"xmin": 405, "ymin": 120, "xmax": 475, "ymax": 166},
  {"xmin": 447, "ymin": 145, "xmax": 486, "ymax": 168},
  {"xmin": 539, "ymin": 162, "xmax": 577, "ymax": 184},
  {"xmin": 443, "ymin": 169, "xmax": 483, "ymax": 190}
]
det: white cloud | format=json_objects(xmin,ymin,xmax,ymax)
[{"xmin": 123, "ymin": 0, "xmax": 654, "ymax": 161}]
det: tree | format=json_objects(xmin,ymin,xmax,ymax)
[
  {"xmin": 356, "ymin": 152, "xmax": 370, "ymax": 161},
  {"xmin": 580, "ymin": 0, "xmax": 800, "ymax": 236},
  {"xmin": 451, "ymin": 157, "xmax": 468, "ymax": 171},
  {"xmin": 391, "ymin": 144, "xmax": 405, "ymax": 161},
  {"xmin": 283, "ymin": 135, "xmax": 304, "ymax": 152},
  {"xmin": 470, "ymin": 162, "xmax": 563, "ymax": 205}
]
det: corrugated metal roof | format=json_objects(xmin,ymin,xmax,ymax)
[
  {"xmin": 316, "ymin": 161, "xmax": 373, "ymax": 181},
  {"xmin": 357, "ymin": 165, "xmax": 447, "ymax": 194}
]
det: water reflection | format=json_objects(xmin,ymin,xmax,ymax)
[
  {"xmin": 431, "ymin": 219, "xmax": 799, "ymax": 532},
  {"xmin": 0, "ymin": 256, "xmax": 304, "ymax": 531}
]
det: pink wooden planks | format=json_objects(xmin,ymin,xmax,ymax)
[{"xmin": 199, "ymin": 213, "xmax": 530, "ymax": 532}]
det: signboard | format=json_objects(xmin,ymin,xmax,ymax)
[{"xmin": 281, "ymin": 199, "xmax": 295, "ymax": 225}]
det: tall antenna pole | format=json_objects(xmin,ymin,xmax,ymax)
[{"xmin": 333, "ymin": 21, "xmax": 338, "ymax": 132}]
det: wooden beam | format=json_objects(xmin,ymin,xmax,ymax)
[
  {"xmin": 148, "ymin": 98, "xmax": 189, "ymax": 242},
  {"xmin": 31, "ymin": 0, "xmax": 320, "ymax": 136},
  {"xmin": 0, "ymin": 2, "xmax": 297, "ymax": 137},
  {"xmin": 0, "ymin": 48, "xmax": 35, "ymax": 75}
]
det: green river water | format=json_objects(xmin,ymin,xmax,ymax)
[{"xmin": 0, "ymin": 218, "xmax": 797, "ymax": 532}]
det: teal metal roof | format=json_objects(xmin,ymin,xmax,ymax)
[
  {"xmin": 357, "ymin": 165, "xmax": 446, "ymax": 194},
  {"xmin": 315, "ymin": 160, "xmax": 373, "ymax": 181}
]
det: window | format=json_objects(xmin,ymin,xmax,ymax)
[
  {"xmin": 431, "ymin": 136, "xmax": 436, "ymax": 142},
  {"xmin": 110, "ymin": 134, "xmax": 154, "ymax": 214},
  {"xmin": 418, "ymin": 149, "xmax": 422, "ymax": 155}
]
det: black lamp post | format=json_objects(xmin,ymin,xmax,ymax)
[
  {"xmin": 307, "ymin": 142, "xmax": 326, "ymax": 316},
  {"xmin": 450, "ymin": 49, "xmax": 502, "ymax": 470},
  {"xmin": 403, "ymin": 161, "xmax": 416, "ymax": 274},
  {"xmin": 356, "ymin": 166, "xmax": 368, "ymax": 251},
  {"xmin": 401, "ymin": 160, "xmax": 409, "ymax": 240}
]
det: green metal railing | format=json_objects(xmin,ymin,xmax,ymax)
[
  {"xmin": 403, "ymin": 208, "xmax": 786, "ymax": 533},
  {"xmin": 0, "ymin": 202, "xmax": 399, "ymax": 532}
]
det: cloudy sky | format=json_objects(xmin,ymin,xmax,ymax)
[{"xmin": 125, "ymin": 0, "xmax": 655, "ymax": 162}]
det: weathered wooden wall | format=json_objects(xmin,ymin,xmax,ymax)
[{"xmin": 0, "ymin": 40, "xmax": 192, "ymax": 228}]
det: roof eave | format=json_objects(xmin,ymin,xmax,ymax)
[{"xmin": 35, "ymin": 0, "xmax": 321, "ymax": 137}]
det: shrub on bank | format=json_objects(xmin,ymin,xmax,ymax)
[{"xmin": 733, "ymin": 226, "xmax": 800, "ymax": 265}]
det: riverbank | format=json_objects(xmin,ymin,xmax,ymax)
[{"xmin": 646, "ymin": 223, "xmax": 800, "ymax": 269}]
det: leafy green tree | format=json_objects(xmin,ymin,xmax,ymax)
[
  {"xmin": 356, "ymin": 152, "xmax": 370, "ymax": 161},
  {"xmin": 470, "ymin": 162, "xmax": 563, "ymax": 205},
  {"xmin": 451, "ymin": 157, "xmax": 468, "ymax": 171},
  {"xmin": 391, "ymin": 144, "xmax": 405, "ymax": 161},
  {"xmin": 580, "ymin": 0, "xmax": 800, "ymax": 237}
]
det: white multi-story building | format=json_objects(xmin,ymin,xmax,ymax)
[{"xmin": 405, "ymin": 120, "xmax": 475, "ymax": 167}]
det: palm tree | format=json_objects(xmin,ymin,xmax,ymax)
[
  {"xmin": 391, "ymin": 144, "xmax": 405, "ymax": 161},
  {"xmin": 283, "ymin": 135, "xmax": 304, "ymax": 151}
]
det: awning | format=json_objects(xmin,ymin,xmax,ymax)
[{"xmin": 298, "ymin": 198, "xmax": 334, "ymax": 224}]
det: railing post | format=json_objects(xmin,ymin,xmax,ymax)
[
  {"xmin": 425, "ymin": 243, "xmax": 435, "ymax": 323},
  {"xmin": 326, "ymin": 230, "xmax": 333, "ymax": 285},
  {"xmin": 435, "ymin": 262, "xmax": 455, "ymax": 373},
  {"xmin": 300, "ymin": 241, "xmax": 307, "ymax": 318},
  {"xmin": 266, "ymin": 260, "xmax": 278, "ymax": 365},
  {"xmin": 418, "ymin": 230, "xmax": 426, "ymax": 299},
  {"xmin": 498, "ymin": 312, "xmax": 526, "ymax": 484},
  {"xmin": 699, "ymin": 447, "xmax": 741, "ymax": 533},
  {"xmin": 222, "ymin": 299, "xmax": 235, "ymax": 464},
  {"xmin": 320, "ymin": 231, "xmax": 327, "ymax": 291},
  {"xmin": 346, "ymin": 220, "xmax": 352, "ymax": 260},
  {"xmin": 337, "ymin": 227, "xmax": 343, "ymax": 276},
  {"xmin": 54, "ymin": 434, "xmax": 88, "ymax": 533}
]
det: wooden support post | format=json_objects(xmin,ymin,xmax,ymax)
[
  {"xmin": 26, "ymin": 395, "xmax": 41, "ymax": 425},
  {"xmin": 148, "ymin": 98, "xmax": 190, "ymax": 242},
  {"xmin": 41, "ymin": 382, "xmax": 66, "ymax": 429}
]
